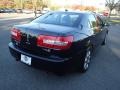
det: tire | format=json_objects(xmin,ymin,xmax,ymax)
[{"xmin": 79, "ymin": 47, "xmax": 92, "ymax": 73}]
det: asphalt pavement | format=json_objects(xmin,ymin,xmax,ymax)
[{"xmin": 0, "ymin": 18, "xmax": 120, "ymax": 90}]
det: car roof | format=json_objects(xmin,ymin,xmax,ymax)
[{"xmin": 50, "ymin": 10, "xmax": 93, "ymax": 15}]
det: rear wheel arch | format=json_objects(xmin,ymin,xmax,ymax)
[
  {"xmin": 77, "ymin": 39, "xmax": 94, "ymax": 72},
  {"xmin": 78, "ymin": 46, "xmax": 92, "ymax": 73},
  {"xmin": 85, "ymin": 39, "xmax": 94, "ymax": 50}
]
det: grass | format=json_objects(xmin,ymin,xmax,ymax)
[
  {"xmin": 110, "ymin": 20, "xmax": 120, "ymax": 24},
  {"xmin": 109, "ymin": 16, "xmax": 120, "ymax": 24}
]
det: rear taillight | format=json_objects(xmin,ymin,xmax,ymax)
[
  {"xmin": 37, "ymin": 35, "xmax": 73, "ymax": 50},
  {"xmin": 11, "ymin": 28, "xmax": 21, "ymax": 42}
]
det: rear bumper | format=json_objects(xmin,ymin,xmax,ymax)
[{"xmin": 8, "ymin": 42, "xmax": 78, "ymax": 71}]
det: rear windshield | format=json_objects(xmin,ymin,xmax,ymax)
[{"xmin": 32, "ymin": 12, "xmax": 83, "ymax": 27}]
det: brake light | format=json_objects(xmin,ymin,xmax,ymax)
[
  {"xmin": 11, "ymin": 28, "xmax": 21, "ymax": 42},
  {"xmin": 37, "ymin": 35, "xmax": 73, "ymax": 50}
]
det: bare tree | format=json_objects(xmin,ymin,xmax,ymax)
[
  {"xmin": 32, "ymin": 0, "xmax": 37, "ymax": 17},
  {"xmin": 117, "ymin": 3, "xmax": 120, "ymax": 16},
  {"xmin": 32, "ymin": 0, "xmax": 50, "ymax": 17},
  {"xmin": 106, "ymin": 0, "xmax": 120, "ymax": 17}
]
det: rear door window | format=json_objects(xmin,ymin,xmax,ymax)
[
  {"xmin": 88, "ymin": 14, "xmax": 101, "ymax": 34},
  {"xmin": 88, "ymin": 14, "xmax": 97, "ymax": 28}
]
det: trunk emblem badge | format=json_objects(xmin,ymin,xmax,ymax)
[{"xmin": 26, "ymin": 34, "xmax": 30, "ymax": 44}]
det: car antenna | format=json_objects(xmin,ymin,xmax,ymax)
[{"xmin": 65, "ymin": 9, "xmax": 68, "ymax": 12}]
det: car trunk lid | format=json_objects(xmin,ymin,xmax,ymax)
[{"xmin": 11, "ymin": 23, "xmax": 75, "ymax": 58}]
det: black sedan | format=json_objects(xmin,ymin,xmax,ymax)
[{"xmin": 9, "ymin": 11, "xmax": 109, "ymax": 73}]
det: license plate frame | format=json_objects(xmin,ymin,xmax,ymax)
[{"xmin": 21, "ymin": 54, "xmax": 32, "ymax": 65}]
